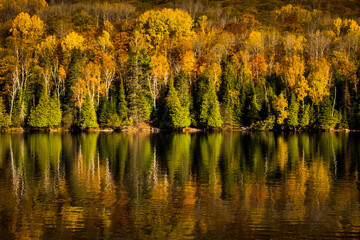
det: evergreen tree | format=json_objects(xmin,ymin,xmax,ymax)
[
  {"xmin": 127, "ymin": 48, "xmax": 152, "ymax": 124},
  {"xmin": 299, "ymin": 104, "xmax": 311, "ymax": 128},
  {"xmin": 164, "ymin": 81, "xmax": 191, "ymax": 128},
  {"xmin": 174, "ymin": 70, "xmax": 191, "ymax": 109},
  {"xmin": 49, "ymin": 93, "xmax": 62, "ymax": 127},
  {"xmin": 78, "ymin": 95, "xmax": 99, "ymax": 128},
  {"xmin": 118, "ymin": 79, "xmax": 128, "ymax": 123},
  {"xmin": 318, "ymin": 97, "xmax": 336, "ymax": 129},
  {"xmin": 199, "ymin": 80, "xmax": 223, "ymax": 128},
  {"xmin": 287, "ymin": 94, "xmax": 299, "ymax": 128},
  {"xmin": 220, "ymin": 64, "xmax": 236, "ymax": 126},
  {"xmin": 99, "ymin": 99, "xmax": 110, "ymax": 124},
  {"xmin": 0, "ymin": 97, "xmax": 11, "ymax": 128},
  {"xmin": 28, "ymin": 93, "xmax": 50, "ymax": 128}
]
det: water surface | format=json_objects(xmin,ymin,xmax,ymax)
[{"xmin": 0, "ymin": 132, "xmax": 360, "ymax": 239}]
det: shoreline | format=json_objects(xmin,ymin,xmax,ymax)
[{"xmin": 0, "ymin": 126, "xmax": 355, "ymax": 134}]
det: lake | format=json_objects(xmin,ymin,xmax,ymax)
[{"xmin": 0, "ymin": 132, "xmax": 360, "ymax": 239}]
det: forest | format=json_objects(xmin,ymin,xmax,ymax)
[{"xmin": 1, "ymin": 0, "xmax": 360, "ymax": 130}]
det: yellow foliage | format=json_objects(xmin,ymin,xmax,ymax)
[
  {"xmin": 138, "ymin": 8, "xmax": 194, "ymax": 47},
  {"xmin": 273, "ymin": 93, "xmax": 288, "ymax": 124},
  {"xmin": 181, "ymin": 51, "xmax": 196, "ymax": 73},
  {"xmin": 294, "ymin": 76, "xmax": 309, "ymax": 103},
  {"xmin": 307, "ymin": 58, "xmax": 330, "ymax": 104},
  {"xmin": 285, "ymin": 55, "xmax": 305, "ymax": 88},
  {"xmin": 10, "ymin": 12, "xmax": 45, "ymax": 44},
  {"xmin": 61, "ymin": 32, "xmax": 85, "ymax": 54},
  {"xmin": 37, "ymin": 35, "xmax": 57, "ymax": 56},
  {"xmin": 98, "ymin": 30, "xmax": 113, "ymax": 52},
  {"xmin": 151, "ymin": 53, "xmax": 170, "ymax": 83},
  {"xmin": 246, "ymin": 31, "xmax": 263, "ymax": 55},
  {"xmin": 333, "ymin": 18, "xmax": 342, "ymax": 37},
  {"xmin": 202, "ymin": 62, "xmax": 222, "ymax": 91}
]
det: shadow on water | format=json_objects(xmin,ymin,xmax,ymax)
[{"xmin": 0, "ymin": 132, "xmax": 360, "ymax": 239}]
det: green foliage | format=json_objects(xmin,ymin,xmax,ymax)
[
  {"xmin": 78, "ymin": 95, "xmax": 99, "ymax": 129},
  {"xmin": 299, "ymin": 104, "xmax": 311, "ymax": 128},
  {"xmin": 28, "ymin": 93, "xmax": 50, "ymax": 128},
  {"xmin": 251, "ymin": 115, "xmax": 275, "ymax": 130},
  {"xmin": 1, "ymin": 3, "xmax": 360, "ymax": 131},
  {"xmin": 164, "ymin": 81, "xmax": 191, "ymax": 128},
  {"xmin": 118, "ymin": 80, "xmax": 128, "ymax": 123},
  {"xmin": 318, "ymin": 98, "xmax": 336, "ymax": 130},
  {"xmin": 199, "ymin": 80, "xmax": 223, "ymax": 128},
  {"xmin": 287, "ymin": 94, "xmax": 299, "ymax": 128},
  {"xmin": 127, "ymin": 49, "xmax": 152, "ymax": 124},
  {"xmin": 49, "ymin": 94, "xmax": 62, "ymax": 128},
  {"xmin": 0, "ymin": 97, "xmax": 11, "ymax": 128}
]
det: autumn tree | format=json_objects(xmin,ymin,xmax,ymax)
[
  {"xmin": 9, "ymin": 12, "xmax": 45, "ymax": 125},
  {"xmin": 273, "ymin": 93, "xmax": 288, "ymax": 125},
  {"xmin": 137, "ymin": 8, "xmax": 194, "ymax": 48},
  {"xmin": 307, "ymin": 58, "xmax": 330, "ymax": 105}
]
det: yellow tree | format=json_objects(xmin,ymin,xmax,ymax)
[
  {"xmin": 284, "ymin": 55, "xmax": 305, "ymax": 89},
  {"xmin": 9, "ymin": 12, "xmax": 45, "ymax": 123},
  {"xmin": 99, "ymin": 52, "xmax": 116, "ymax": 100},
  {"xmin": 137, "ymin": 8, "xmax": 194, "ymax": 48},
  {"xmin": 307, "ymin": 58, "xmax": 330, "ymax": 104},
  {"xmin": 98, "ymin": 30, "xmax": 113, "ymax": 54},
  {"xmin": 273, "ymin": 93, "xmax": 289, "ymax": 124},
  {"xmin": 245, "ymin": 31, "xmax": 263, "ymax": 56},
  {"xmin": 149, "ymin": 53, "xmax": 170, "ymax": 109},
  {"xmin": 37, "ymin": 35, "xmax": 57, "ymax": 96},
  {"xmin": 81, "ymin": 62, "xmax": 104, "ymax": 106},
  {"xmin": 61, "ymin": 31, "xmax": 85, "ymax": 63}
]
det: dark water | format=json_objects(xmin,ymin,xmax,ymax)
[{"xmin": 0, "ymin": 132, "xmax": 360, "ymax": 239}]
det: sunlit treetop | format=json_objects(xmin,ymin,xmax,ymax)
[
  {"xmin": 10, "ymin": 12, "xmax": 45, "ymax": 43},
  {"xmin": 137, "ymin": 8, "xmax": 194, "ymax": 47},
  {"xmin": 37, "ymin": 35, "xmax": 57, "ymax": 56},
  {"xmin": 61, "ymin": 31, "xmax": 85, "ymax": 54}
]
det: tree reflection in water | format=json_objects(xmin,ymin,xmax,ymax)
[{"xmin": 0, "ymin": 132, "xmax": 359, "ymax": 239}]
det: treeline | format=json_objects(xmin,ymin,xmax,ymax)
[{"xmin": 1, "ymin": 1, "xmax": 360, "ymax": 130}]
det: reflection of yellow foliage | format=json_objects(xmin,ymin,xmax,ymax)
[
  {"xmin": 285, "ymin": 161, "xmax": 309, "ymax": 221},
  {"xmin": 151, "ymin": 179, "xmax": 169, "ymax": 201},
  {"xmin": 62, "ymin": 206, "xmax": 85, "ymax": 229},
  {"xmin": 276, "ymin": 137, "xmax": 288, "ymax": 170},
  {"xmin": 308, "ymin": 160, "xmax": 330, "ymax": 204}
]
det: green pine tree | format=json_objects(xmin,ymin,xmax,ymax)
[
  {"xmin": 118, "ymin": 79, "xmax": 128, "ymax": 123},
  {"xmin": 99, "ymin": 99, "xmax": 110, "ymax": 124},
  {"xmin": 199, "ymin": 80, "xmax": 223, "ymax": 128},
  {"xmin": 49, "ymin": 93, "xmax": 62, "ymax": 128},
  {"xmin": 287, "ymin": 94, "xmax": 299, "ymax": 128},
  {"xmin": 299, "ymin": 104, "xmax": 311, "ymax": 128},
  {"xmin": 164, "ymin": 81, "xmax": 191, "ymax": 128},
  {"xmin": 79, "ymin": 95, "xmax": 99, "ymax": 129},
  {"xmin": 0, "ymin": 97, "xmax": 11, "ymax": 128},
  {"xmin": 127, "ymin": 48, "xmax": 152, "ymax": 124},
  {"xmin": 318, "ymin": 97, "xmax": 336, "ymax": 130},
  {"xmin": 174, "ymin": 70, "xmax": 191, "ymax": 109},
  {"xmin": 220, "ymin": 64, "xmax": 236, "ymax": 126},
  {"xmin": 28, "ymin": 93, "xmax": 50, "ymax": 128}
]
